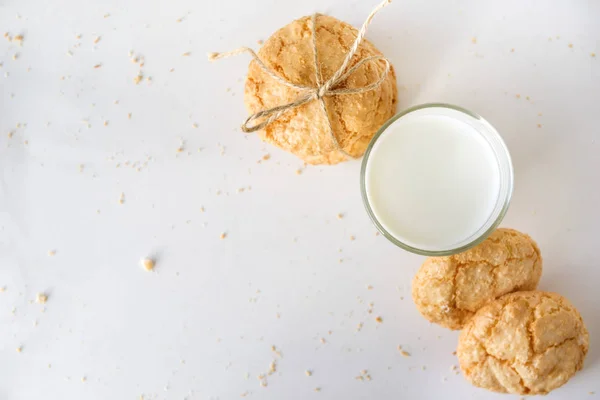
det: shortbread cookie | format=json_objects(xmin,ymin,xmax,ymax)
[
  {"xmin": 244, "ymin": 14, "xmax": 397, "ymax": 165},
  {"xmin": 412, "ymin": 228, "xmax": 542, "ymax": 330},
  {"xmin": 457, "ymin": 291, "xmax": 588, "ymax": 395}
]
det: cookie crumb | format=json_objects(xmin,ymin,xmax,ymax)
[
  {"xmin": 375, "ymin": 316, "xmax": 383, "ymax": 323},
  {"xmin": 314, "ymin": 387, "xmax": 321, "ymax": 392},
  {"xmin": 471, "ymin": 37, "xmax": 477, "ymax": 44},
  {"xmin": 295, "ymin": 169, "xmax": 302, "ymax": 175},
  {"xmin": 305, "ymin": 370, "xmax": 312, "ymax": 377},
  {"xmin": 48, "ymin": 250, "xmax": 56, "ymax": 256},
  {"xmin": 118, "ymin": 192, "xmax": 125, "ymax": 204},
  {"xmin": 510, "ymin": 48, "xmax": 515, "ymax": 52},
  {"xmin": 16, "ymin": 346, "xmax": 22, "ymax": 353},
  {"xmin": 140, "ymin": 258, "xmax": 155, "ymax": 271},
  {"xmin": 36, "ymin": 293, "xmax": 48, "ymax": 304},
  {"xmin": 103, "ymin": 120, "xmax": 108, "ymax": 126},
  {"xmin": 568, "ymin": 43, "xmax": 573, "ymax": 48},
  {"xmin": 320, "ymin": 337, "xmax": 326, "ymax": 344},
  {"xmin": 182, "ymin": 52, "xmax": 191, "ymax": 57},
  {"xmin": 537, "ymin": 123, "xmax": 542, "ymax": 128},
  {"xmin": 366, "ymin": 285, "xmax": 373, "ymax": 290},
  {"xmin": 13, "ymin": 34, "xmax": 23, "ymax": 45},
  {"xmin": 192, "ymin": 123, "xmax": 199, "ymax": 128},
  {"xmin": 515, "ymin": 94, "xmax": 521, "ymax": 99},
  {"xmin": 262, "ymin": 154, "xmax": 271, "ymax": 161},
  {"xmin": 133, "ymin": 73, "xmax": 143, "ymax": 85},
  {"xmin": 81, "ymin": 376, "xmax": 87, "ymax": 383},
  {"xmin": 94, "ymin": 64, "xmax": 102, "ymax": 69},
  {"xmin": 336, "ymin": 213, "xmax": 343, "ymax": 220},
  {"xmin": 220, "ymin": 232, "xmax": 227, "ymax": 240},
  {"xmin": 128, "ymin": 112, "xmax": 132, "ymax": 119},
  {"xmin": 93, "ymin": 36, "xmax": 101, "ymax": 44},
  {"xmin": 401, "ymin": 350, "xmax": 410, "ymax": 357},
  {"xmin": 591, "ymin": 53, "xmax": 596, "ymax": 58},
  {"xmin": 257, "ymin": 39, "xmax": 264, "ymax": 45}
]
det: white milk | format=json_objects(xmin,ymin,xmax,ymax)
[{"xmin": 364, "ymin": 107, "xmax": 501, "ymax": 252}]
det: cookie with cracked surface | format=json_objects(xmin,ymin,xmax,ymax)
[
  {"xmin": 244, "ymin": 14, "xmax": 397, "ymax": 165},
  {"xmin": 411, "ymin": 228, "xmax": 542, "ymax": 330},
  {"xmin": 457, "ymin": 291, "xmax": 588, "ymax": 395}
]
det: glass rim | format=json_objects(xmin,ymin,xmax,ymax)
[{"xmin": 360, "ymin": 102, "xmax": 514, "ymax": 257}]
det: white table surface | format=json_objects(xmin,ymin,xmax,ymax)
[{"xmin": 1, "ymin": 0, "xmax": 599, "ymax": 399}]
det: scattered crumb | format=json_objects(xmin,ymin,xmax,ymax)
[
  {"xmin": 568, "ymin": 43, "xmax": 573, "ymax": 48},
  {"xmin": 269, "ymin": 360, "xmax": 277, "ymax": 374},
  {"xmin": 366, "ymin": 285, "xmax": 373, "ymax": 290},
  {"xmin": 128, "ymin": 112, "xmax": 132, "ymax": 119},
  {"xmin": 133, "ymin": 73, "xmax": 143, "ymax": 85},
  {"xmin": 356, "ymin": 322, "xmax": 363, "ymax": 332},
  {"xmin": 94, "ymin": 64, "xmax": 102, "ymax": 69},
  {"xmin": 259, "ymin": 381, "xmax": 267, "ymax": 387},
  {"xmin": 452, "ymin": 351, "xmax": 457, "ymax": 356},
  {"xmin": 400, "ymin": 350, "xmax": 410, "ymax": 357},
  {"xmin": 93, "ymin": 36, "xmax": 101, "ymax": 44},
  {"xmin": 16, "ymin": 346, "xmax": 22, "ymax": 353},
  {"xmin": 336, "ymin": 213, "xmax": 343, "ymax": 220},
  {"xmin": 538, "ymin": 112, "xmax": 543, "ymax": 116},
  {"xmin": 36, "ymin": 293, "xmax": 48, "ymax": 304},
  {"xmin": 48, "ymin": 250, "xmax": 56, "ymax": 256},
  {"xmin": 200, "ymin": 206, "xmax": 205, "ymax": 212},
  {"xmin": 103, "ymin": 120, "xmax": 108, "ymax": 126},
  {"xmin": 182, "ymin": 52, "xmax": 191, "ymax": 56},
  {"xmin": 140, "ymin": 258, "xmax": 155, "ymax": 271},
  {"xmin": 79, "ymin": 164, "xmax": 84, "ymax": 172},
  {"xmin": 257, "ymin": 39, "xmax": 264, "ymax": 45},
  {"xmin": 374, "ymin": 231, "xmax": 380, "ymax": 236},
  {"xmin": 118, "ymin": 192, "xmax": 125, "ymax": 204},
  {"xmin": 0, "ymin": 287, "xmax": 5, "ymax": 293},
  {"xmin": 295, "ymin": 169, "xmax": 302, "ymax": 175},
  {"xmin": 220, "ymin": 232, "xmax": 227, "ymax": 240},
  {"xmin": 320, "ymin": 337, "xmax": 326, "ymax": 344},
  {"xmin": 76, "ymin": 34, "xmax": 82, "ymax": 39},
  {"xmin": 7, "ymin": 131, "xmax": 13, "ymax": 138},
  {"xmin": 305, "ymin": 370, "xmax": 312, "ymax": 377},
  {"xmin": 375, "ymin": 316, "xmax": 383, "ymax": 323},
  {"xmin": 314, "ymin": 388, "xmax": 321, "ymax": 392},
  {"xmin": 526, "ymin": 96, "xmax": 530, "ymax": 101},
  {"xmin": 510, "ymin": 48, "xmax": 515, "ymax": 52},
  {"xmin": 81, "ymin": 376, "xmax": 87, "ymax": 383},
  {"xmin": 471, "ymin": 37, "xmax": 477, "ymax": 44},
  {"xmin": 192, "ymin": 123, "xmax": 198, "ymax": 128},
  {"xmin": 350, "ymin": 235, "xmax": 355, "ymax": 241},
  {"xmin": 537, "ymin": 124, "xmax": 542, "ymax": 128},
  {"xmin": 13, "ymin": 34, "xmax": 23, "ymax": 45},
  {"xmin": 592, "ymin": 53, "xmax": 597, "ymax": 58},
  {"xmin": 12, "ymin": 53, "xmax": 18, "ymax": 61},
  {"xmin": 515, "ymin": 94, "xmax": 521, "ymax": 99},
  {"xmin": 262, "ymin": 154, "xmax": 271, "ymax": 161}
]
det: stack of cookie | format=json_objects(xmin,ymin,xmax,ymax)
[{"xmin": 412, "ymin": 228, "xmax": 589, "ymax": 395}]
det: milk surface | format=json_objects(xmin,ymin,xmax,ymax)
[{"xmin": 365, "ymin": 109, "xmax": 500, "ymax": 251}]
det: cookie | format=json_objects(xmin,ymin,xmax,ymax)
[
  {"xmin": 244, "ymin": 14, "xmax": 397, "ymax": 165},
  {"xmin": 457, "ymin": 291, "xmax": 588, "ymax": 395},
  {"xmin": 411, "ymin": 228, "xmax": 542, "ymax": 330}
]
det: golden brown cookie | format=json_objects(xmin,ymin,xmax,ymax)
[
  {"xmin": 244, "ymin": 14, "xmax": 397, "ymax": 165},
  {"xmin": 457, "ymin": 291, "xmax": 588, "ymax": 395},
  {"xmin": 411, "ymin": 228, "xmax": 542, "ymax": 330}
]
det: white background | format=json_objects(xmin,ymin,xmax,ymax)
[{"xmin": 1, "ymin": 0, "xmax": 599, "ymax": 399}]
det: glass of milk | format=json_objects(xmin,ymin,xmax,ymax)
[{"xmin": 361, "ymin": 103, "xmax": 513, "ymax": 256}]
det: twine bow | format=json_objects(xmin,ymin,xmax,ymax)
[{"xmin": 208, "ymin": 0, "xmax": 392, "ymax": 158}]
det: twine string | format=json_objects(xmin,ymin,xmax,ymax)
[{"xmin": 208, "ymin": 0, "xmax": 392, "ymax": 159}]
